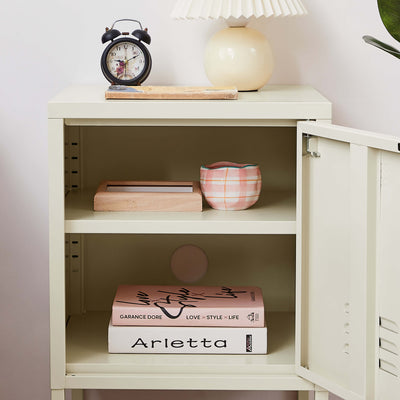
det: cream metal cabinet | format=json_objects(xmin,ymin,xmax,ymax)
[{"xmin": 48, "ymin": 86, "xmax": 400, "ymax": 400}]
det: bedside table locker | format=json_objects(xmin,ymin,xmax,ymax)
[{"xmin": 48, "ymin": 86, "xmax": 400, "ymax": 400}]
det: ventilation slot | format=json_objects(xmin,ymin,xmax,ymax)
[
  {"xmin": 379, "ymin": 359, "xmax": 398, "ymax": 377},
  {"xmin": 379, "ymin": 316, "xmax": 399, "ymax": 378},
  {"xmin": 380, "ymin": 317, "xmax": 399, "ymax": 334},
  {"xmin": 380, "ymin": 338, "xmax": 398, "ymax": 355}
]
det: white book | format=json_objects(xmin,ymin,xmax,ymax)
[{"xmin": 108, "ymin": 319, "xmax": 267, "ymax": 354}]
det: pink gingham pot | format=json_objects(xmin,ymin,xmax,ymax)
[{"xmin": 200, "ymin": 161, "xmax": 262, "ymax": 211}]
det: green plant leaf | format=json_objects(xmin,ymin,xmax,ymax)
[
  {"xmin": 378, "ymin": 0, "xmax": 400, "ymax": 42},
  {"xmin": 363, "ymin": 35, "xmax": 400, "ymax": 59}
]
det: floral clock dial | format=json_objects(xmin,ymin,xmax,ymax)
[{"xmin": 101, "ymin": 19, "xmax": 152, "ymax": 86}]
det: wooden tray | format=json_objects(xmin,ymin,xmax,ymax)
[
  {"xmin": 105, "ymin": 85, "xmax": 238, "ymax": 100},
  {"xmin": 94, "ymin": 181, "xmax": 202, "ymax": 212}
]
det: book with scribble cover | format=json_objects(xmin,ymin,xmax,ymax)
[{"xmin": 111, "ymin": 285, "xmax": 264, "ymax": 327}]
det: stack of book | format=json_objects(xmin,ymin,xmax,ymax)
[{"xmin": 108, "ymin": 285, "xmax": 267, "ymax": 354}]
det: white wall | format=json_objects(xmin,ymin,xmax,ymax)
[{"xmin": 0, "ymin": 0, "xmax": 398, "ymax": 399}]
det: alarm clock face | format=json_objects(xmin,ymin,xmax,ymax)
[{"xmin": 101, "ymin": 38, "xmax": 151, "ymax": 85}]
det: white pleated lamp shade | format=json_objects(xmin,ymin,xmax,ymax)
[{"xmin": 171, "ymin": 0, "xmax": 307, "ymax": 20}]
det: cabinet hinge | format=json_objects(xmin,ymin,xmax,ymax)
[{"xmin": 303, "ymin": 134, "xmax": 321, "ymax": 158}]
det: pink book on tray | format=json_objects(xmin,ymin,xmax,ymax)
[{"xmin": 112, "ymin": 285, "xmax": 265, "ymax": 327}]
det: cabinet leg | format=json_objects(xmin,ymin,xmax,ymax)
[
  {"xmin": 51, "ymin": 389, "xmax": 65, "ymax": 400},
  {"xmin": 71, "ymin": 389, "xmax": 84, "ymax": 400},
  {"xmin": 314, "ymin": 390, "xmax": 329, "ymax": 400},
  {"xmin": 298, "ymin": 391, "xmax": 309, "ymax": 400}
]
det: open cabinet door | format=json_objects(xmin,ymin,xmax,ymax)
[
  {"xmin": 375, "ymin": 147, "xmax": 400, "ymax": 399},
  {"xmin": 296, "ymin": 121, "xmax": 400, "ymax": 400}
]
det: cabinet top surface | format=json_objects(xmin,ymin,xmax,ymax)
[{"xmin": 48, "ymin": 85, "xmax": 332, "ymax": 122}]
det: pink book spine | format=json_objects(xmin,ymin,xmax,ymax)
[
  {"xmin": 112, "ymin": 306, "xmax": 264, "ymax": 327},
  {"xmin": 111, "ymin": 285, "xmax": 265, "ymax": 327}
]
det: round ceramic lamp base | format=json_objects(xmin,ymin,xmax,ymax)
[{"xmin": 204, "ymin": 27, "xmax": 274, "ymax": 91}]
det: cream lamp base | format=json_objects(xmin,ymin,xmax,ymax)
[{"xmin": 204, "ymin": 26, "xmax": 274, "ymax": 91}]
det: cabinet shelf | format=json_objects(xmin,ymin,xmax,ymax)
[
  {"xmin": 65, "ymin": 311, "xmax": 312, "ymax": 390},
  {"xmin": 65, "ymin": 190, "xmax": 296, "ymax": 234}
]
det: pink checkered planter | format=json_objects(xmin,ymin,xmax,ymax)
[{"xmin": 200, "ymin": 161, "xmax": 262, "ymax": 211}]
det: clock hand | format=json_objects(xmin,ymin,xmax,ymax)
[{"xmin": 126, "ymin": 54, "xmax": 140, "ymax": 62}]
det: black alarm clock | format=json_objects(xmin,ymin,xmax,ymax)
[{"xmin": 101, "ymin": 19, "xmax": 152, "ymax": 86}]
